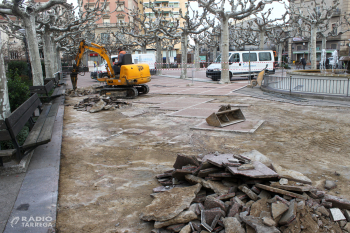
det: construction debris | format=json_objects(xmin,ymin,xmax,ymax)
[
  {"xmin": 73, "ymin": 96, "xmax": 131, "ymax": 113},
  {"xmin": 206, "ymin": 105, "xmax": 246, "ymax": 128},
  {"xmin": 142, "ymin": 151, "xmax": 350, "ymax": 232},
  {"xmin": 66, "ymin": 86, "xmax": 98, "ymax": 96}
]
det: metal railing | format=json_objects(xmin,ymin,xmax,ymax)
[{"xmin": 262, "ymin": 75, "xmax": 350, "ymax": 97}]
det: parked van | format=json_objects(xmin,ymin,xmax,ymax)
[
  {"xmin": 206, "ymin": 50, "xmax": 275, "ymax": 81},
  {"xmin": 132, "ymin": 54, "xmax": 156, "ymax": 75},
  {"xmin": 90, "ymin": 55, "xmax": 118, "ymax": 79}
]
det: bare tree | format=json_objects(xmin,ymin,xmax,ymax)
[
  {"xmin": 0, "ymin": 38, "xmax": 10, "ymax": 119},
  {"xmin": 196, "ymin": 0, "xmax": 272, "ymax": 83},
  {"xmin": 286, "ymin": 0, "xmax": 340, "ymax": 69},
  {"xmin": 0, "ymin": 0, "xmax": 75, "ymax": 85}
]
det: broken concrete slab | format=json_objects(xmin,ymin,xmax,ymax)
[
  {"xmin": 173, "ymin": 154, "xmax": 200, "ymax": 169},
  {"xmin": 153, "ymin": 186, "xmax": 174, "ymax": 193},
  {"xmin": 154, "ymin": 210, "xmax": 198, "ymax": 228},
  {"xmin": 89, "ymin": 99, "xmax": 106, "ymax": 113},
  {"xmin": 240, "ymin": 214, "xmax": 281, "ymax": 233},
  {"xmin": 204, "ymin": 196, "xmax": 226, "ymax": 211},
  {"xmin": 227, "ymin": 161, "xmax": 278, "ymax": 179},
  {"xmin": 203, "ymin": 208, "xmax": 226, "ymax": 226},
  {"xmin": 262, "ymin": 217, "xmax": 276, "ymax": 227},
  {"xmin": 237, "ymin": 164, "xmax": 255, "ymax": 171},
  {"xmin": 240, "ymin": 186, "xmax": 258, "ymax": 201},
  {"xmin": 279, "ymin": 178, "xmax": 288, "ymax": 185},
  {"xmin": 172, "ymin": 169, "xmax": 194, "ymax": 180},
  {"xmin": 198, "ymin": 168, "xmax": 220, "ymax": 177},
  {"xmin": 206, "ymin": 154, "xmax": 236, "ymax": 167},
  {"xmin": 270, "ymin": 183, "xmax": 312, "ymax": 192},
  {"xmin": 204, "ymin": 180, "xmax": 230, "ymax": 196},
  {"xmin": 140, "ymin": 184, "xmax": 202, "ymax": 222},
  {"xmin": 250, "ymin": 198, "xmax": 270, "ymax": 218},
  {"xmin": 316, "ymin": 206, "xmax": 330, "ymax": 217},
  {"xmin": 241, "ymin": 150, "xmax": 273, "ymax": 167},
  {"xmin": 166, "ymin": 223, "xmax": 185, "ymax": 232},
  {"xmin": 223, "ymin": 217, "xmax": 245, "ymax": 233},
  {"xmin": 179, "ymin": 224, "xmax": 191, "ymax": 233},
  {"xmin": 255, "ymin": 184, "xmax": 307, "ymax": 200},
  {"xmin": 324, "ymin": 194, "xmax": 350, "ymax": 209},
  {"xmin": 279, "ymin": 200, "xmax": 297, "ymax": 225},
  {"xmin": 330, "ymin": 208, "xmax": 346, "ymax": 221},
  {"xmin": 272, "ymin": 164, "xmax": 312, "ymax": 185},
  {"xmin": 344, "ymin": 209, "xmax": 350, "ymax": 221},
  {"xmin": 271, "ymin": 202, "xmax": 289, "ymax": 219}
]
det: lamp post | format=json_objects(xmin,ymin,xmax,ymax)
[{"xmin": 18, "ymin": 29, "xmax": 32, "ymax": 80}]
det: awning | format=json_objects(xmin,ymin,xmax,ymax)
[
  {"xmin": 154, "ymin": 1, "xmax": 168, "ymax": 3},
  {"xmin": 90, "ymin": 53, "xmax": 98, "ymax": 57},
  {"xmin": 293, "ymin": 49, "xmax": 336, "ymax": 54}
]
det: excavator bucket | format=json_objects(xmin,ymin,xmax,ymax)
[{"xmin": 206, "ymin": 108, "xmax": 246, "ymax": 127}]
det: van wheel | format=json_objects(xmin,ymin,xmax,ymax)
[
  {"xmin": 229, "ymin": 72, "xmax": 232, "ymax": 81},
  {"xmin": 212, "ymin": 77, "xmax": 218, "ymax": 81}
]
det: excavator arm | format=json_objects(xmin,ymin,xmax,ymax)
[{"xmin": 70, "ymin": 40, "xmax": 115, "ymax": 90}]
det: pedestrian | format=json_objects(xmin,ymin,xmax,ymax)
[
  {"xmin": 301, "ymin": 57, "xmax": 306, "ymax": 69},
  {"xmin": 325, "ymin": 58, "xmax": 329, "ymax": 69}
]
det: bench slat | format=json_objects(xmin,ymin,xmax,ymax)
[
  {"xmin": 8, "ymin": 97, "xmax": 42, "ymax": 137},
  {"xmin": 22, "ymin": 105, "xmax": 52, "ymax": 149},
  {"xmin": 0, "ymin": 149, "xmax": 16, "ymax": 157},
  {"xmin": 36, "ymin": 116, "xmax": 56, "ymax": 145},
  {"xmin": 6, "ymin": 94, "xmax": 41, "ymax": 135},
  {"xmin": 0, "ymin": 120, "xmax": 12, "ymax": 141},
  {"xmin": 52, "ymin": 88, "xmax": 59, "ymax": 96},
  {"xmin": 45, "ymin": 81, "xmax": 54, "ymax": 94}
]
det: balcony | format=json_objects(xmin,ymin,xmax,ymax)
[
  {"xmin": 332, "ymin": 8, "xmax": 341, "ymax": 17},
  {"xmin": 97, "ymin": 23, "xmax": 129, "ymax": 28}
]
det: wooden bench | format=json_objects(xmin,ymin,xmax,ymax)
[
  {"xmin": 44, "ymin": 72, "xmax": 60, "ymax": 86},
  {"xmin": 0, "ymin": 93, "xmax": 59, "ymax": 166},
  {"xmin": 29, "ymin": 80, "xmax": 65, "ymax": 99}
]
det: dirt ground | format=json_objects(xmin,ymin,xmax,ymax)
[{"xmin": 56, "ymin": 91, "xmax": 350, "ymax": 233}]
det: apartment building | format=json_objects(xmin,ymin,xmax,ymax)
[{"xmin": 290, "ymin": 0, "xmax": 350, "ymax": 63}]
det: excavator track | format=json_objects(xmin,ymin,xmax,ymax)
[
  {"xmin": 135, "ymin": 84, "xmax": 149, "ymax": 95},
  {"xmin": 100, "ymin": 87, "xmax": 139, "ymax": 99}
]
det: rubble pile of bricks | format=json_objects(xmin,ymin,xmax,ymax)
[
  {"xmin": 66, "ymin": 86, "xmax": 97, "ymax": 96},
  {"xmin": 140, "ymin": 153, "xmax": 350, "ymax": 233},
  {"xmin": 73, "ymin": 96, "xmax": 130, "ymax": 113}
]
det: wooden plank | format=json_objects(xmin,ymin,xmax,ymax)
[
  {"xmin": 6, "ymin": 94, "xmax": 40, "ymax": 127},
  {"xmin": 0, "ymin": 149, "xmax": 16, "ymax": 157},
  {"xmin": 47, "ymin": 103, "xmax": 59, "ymax": 117},
  {"xmin": 0, "ymin": 120, "xmax": 12, "ymax": 141},
  {"xmin": 45, "ymin": 80, "xmax": 54, "ymax": 94},
  {"xmin": 9, "ymin": 98, "xmax": 41, "ymax": 136},
  {"xmin": 36, "ymin": 116, "xmax": 56, "ymax": 145},
  {"xmin": 22, "ymin": 105, "xmax": 52, "ymax": 149}
]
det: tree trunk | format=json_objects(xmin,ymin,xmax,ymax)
[
  {"xmin": 166, "ymin": 48, "xmax": 169, "ymax": 69},
  {"xmin": 57, "ymin": 48, "xmax": 62, "ymax": 72},
  {"xmin": 195, "ymin": 40, "xmax": 200, "ymax": 71},
  {"xmin": 278, "ymin": 43, "xmax": 283, "ymax": 66},
  {"xmin": 141, "ymin": 45, "xmax": 147, "ymax": 54},
  {"xmin": 321, "ymin": 36, "xmax": 327, "ymax": 50},
  {"xmin": 24, "ymin": 15, "xmax": 44, "ymax": 86},
  {"xmin": 310, "ymin": 25, "xmax": 317, "ymax": 69},
  {"xmin": 180, "ymin": 33, "xmax": 188, "ymax": 79},
  {"xmin": 213, "ymin": 47, "xmax": 217, "ymax": 62},
  {"xmin": 259, "ymin": 31, "xmax": 265, "ymax": 50},
  {"xmin": 0, "ymin": 45, "xmax": 11, "ymax": 120},
  {"xmin": 43, "ymin": 32, "xmax": 54, "ymax": 79},
  {"xmin": 156, "ymin": 38, "xmax": 162, "ymax": 75},
  {"xmin": 220, "ymin": 17, "xmax": 230, "ymax": 84}
]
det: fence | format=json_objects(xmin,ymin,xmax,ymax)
[{"xmin": 262, "ymin": 75, "xmax": 350, "ymax": 97}]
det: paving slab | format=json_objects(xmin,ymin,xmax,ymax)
[
  {"xmin": 133, "ymin": 96, "xmax": 179, "ymax": 104},
  {"xmin": 227, "ymin": 161, "xmax": 279, "ymax": 179},
  {"xmin": 191, "ymin": 120, "xmax": 264, "ymax": 133},
  {"xmin": 167, "ymin": 108, "xmax": 217, "ymax": 118}
]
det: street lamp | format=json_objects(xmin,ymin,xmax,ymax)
[{"xmin": 18, "ymin": 29, "xmax": 32, "ymax": 81}]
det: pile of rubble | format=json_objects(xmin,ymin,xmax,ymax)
[
  {"xmin": 73, "ymin": 96, "xmax": 131, "ymax": 113},
  {"xmin": 66, "ymin": 86, "xmax": 98, "ymax": 96},
  {"xmin": 141, "ymin": 151, "xmax": 350, "ymax": 232}
]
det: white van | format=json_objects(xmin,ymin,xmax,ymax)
[
  {"xmin": 132, "ymin": 54, "xmax": 156, "ymax": 75},
  {"xmin": 206, "ymin": 50, "xmax": 275, "ymax": 81}
]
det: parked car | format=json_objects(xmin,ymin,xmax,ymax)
[{"xmin": 90, "ymin": 55, "xmax": 118, "ymax": 79}]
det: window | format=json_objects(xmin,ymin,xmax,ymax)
[
  {"xmin": 331, "ymin": 44, "xmax": 337, "ymax": 49},
  {"xmin": 103, "ymin": 18, "xmax": 110, "ymax": 25},
  {"xmin": 116, "ymin": 2, "xmax": 124, "ymax": 11},
  {"xmin": 297, "ymin": 45, "xmax": 302, "ymax": 50},
  {"xmin": 144, "ymin": 2, "xmax": 149, "ymax": 7},
  {"xmin": 169, "ymin": 2, "xmax": 179, "ymax": 7},
  {"xmin": 259, "ymin": 52, "xmax": 272, "ymax": 61},
  {"xmin": 230, "ymin": 53, "xmax": 240, "ymax": 62},
  {"xmin": 332, "ymin": 24, "xmax": 337, "ymax": 34},
  {"xmin": 242, "ymin": 53, "xmax": 257, "ymax": 62}
]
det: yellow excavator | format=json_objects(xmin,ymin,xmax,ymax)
[{"xmin": 70, "ymin": 40, "xmax": 151, "ymax": 98}]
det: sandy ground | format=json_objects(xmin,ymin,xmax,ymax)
[{"xmin": 56, "ymin": 87, "xmax": 350, "ymax": 232}]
